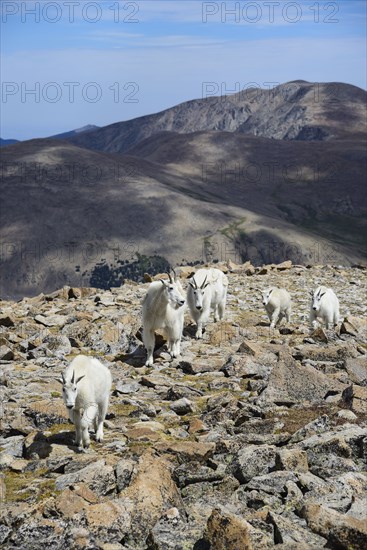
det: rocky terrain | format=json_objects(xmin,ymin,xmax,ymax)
[{"xmin": 0, "ymin": 261, "xmax": 367, "ymax": 549}]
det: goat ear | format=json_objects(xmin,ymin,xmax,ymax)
[
  {"xmin": 160, "ymin": 279, "xmax": 167, "ymax": 286},
  {"xmin": 204, "ymin": 282, "xmax": 210, "ymax": 289},
  {"xmin": 75, "ymin": 375, "xmax": 85, "ymax": 385},
  {"xmin": 57, "ymin": 378, "xmax": 64, "ymax": 385},
  {"xmin": 189, "ymin": 281, "xmax": 195, "ymax": 289},
  {"xmin": 320, "ymin": 292, "xmax": 326, "ymax": 298}
]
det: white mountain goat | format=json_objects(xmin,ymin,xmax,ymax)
[
  {"xmin": 142, "ymin": 270, "xmax": 186, "ymax": 366},
  {"xmin": 187, "ymin": 267, "xmax": 228, "ymax": 339},
  {"xmin": 310, "ymin": 286, "xmax": 340, "ymax": 329},
  {"xmin": 261, "ymin": 287, "xmax": 292, "ymax": 329},
  {"xmin": 58, "ymin": 355, "xmax": 112, "ymax": 451}
]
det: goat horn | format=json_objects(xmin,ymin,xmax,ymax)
[
  {"xmin": 191, "ymin": 276, "xmax": 198, "ymax": 289},
  {"xmin": 71, "ymin": 370, "xmax": 75, "ymax": 384},
  {"xmin": 166, "ymin": 271, "xmax": 173, "ymax": 284},
  {"xmin": 61, "ymin": 372, "xmax": 66, "ymax": 384},
  {"xmin": 201, "ymin": 275, "xmax": 208, "ymax": 289},
  {"xmin": 171, "ymin": 268, "xmax": 177, "ymax": 280}
]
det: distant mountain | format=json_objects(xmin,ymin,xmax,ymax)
[
  {"xmin": 0, "ymin": 126, "xmax": 99, "ymax": 148},
  {"xmin": 1, "ymin": 81, "xmax": 366, "ymax": 298},
  {"xmin": 66, "ymin": 81, "xmax": 367, "ymax": 154},
  {"xmin": 0, "ymin": 138, "xmax": 19, "ymax": 147},
  {"xmin": 49, "ymin": 124, "xmax": 100, "ymax": 140}
]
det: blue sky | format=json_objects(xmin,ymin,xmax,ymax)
[{"xmin": 1, "ymin": 0, "xmax": 366, "ymax": 140}]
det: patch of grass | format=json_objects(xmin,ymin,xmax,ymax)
[
  {"xmin": 155, "ymin": 419, "xmax": 180, "ymax": 432},
  {"xmin": 35, "ymin": 478, "xmax": 59, "ymax": 502},
  {"xmin": 179, "ymin": 374, "xmax": 203, "ymax": 385},
  {"xmin": 112, "ymin": 403, "xmax": 139, "ymax": 418},
  {"xmin": 265, "ymin": 405, "xmax": 332, "ymax": 435},
  {"xmin": 51, "ymin": 391, "xmax": 61, "ymax": 398},
  {"xmin": 128, "ymin": 441, "xmax": 154, "ymax": 454},
  {"xmin": 4, "ymin": 472, "xmax": 34, "ymax": 502},
  {"xmin": 47, "ymin": 422, "xmax": 71, "ymax": 435},
  {"xmin": 193, "ymin": 396, "xmax": 210, "ymax": 413},
  {"xmin": 5, "ymin": 467, "xmax": 48, "ymax": 503}
]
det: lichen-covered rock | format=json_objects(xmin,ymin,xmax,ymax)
[
  {"xmin": 231, "ymin": 445, "xmax": 277, "ymax": 483},
  {"xmin": 300, "ymin": 502, "xmax": 367, "ymax": 549},
  {"xmin": 169, "ymin": 398, "xmax": 194, "ymax": 415},
  {"xmin": 275, "ymin": 448, "xmax": 309, "ymax": 473},
  {"xmin": 115, "ymin": 458, "xmax": 136, "ymax": 492},
  {"xmin": 246, "ymin": 471, "xmax": 299, "ymax": 495},
  {"xmin": 342, "ymin": 384, "xmax": 367, "ymax": 414},
  {"xmin": 204, "ymin": 506, "xmax": 272, "ymax": 549},
  {"xmin": 85, "ymin": 499, "xmax": 132, "ymax": 542},
  {"xmin": 119, "ymin": 450, "xmax": 184, "ymax": 547},
  {"xmin": 147, "ymin": 509, "xmax": 205, "ymax": 549},
  {"xmin": 344, "ymin": 357, "xmax": 367, "ymax": 385},
  {"xmin": 258, "ymin": 355, "xmax": 346, "ymax": 406},
  {"xmin": 55, "ymin": 459, "xmax": 116, "ymax": 496},
  {"xmin": 340, "ymin": 316, "xmax": 367, "ymax": 337}
]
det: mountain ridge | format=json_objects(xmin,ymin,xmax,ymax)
[
  {"xmin": 1, "ymin": 80, "xmax": 366, "ymax": 299},
  {"xmin": 65, "ymin": 80, "xmax": 367, "ymax": 154},
  {"xmin": 0, "ymin": 138, "xmax": 19, "ymax": 148}
]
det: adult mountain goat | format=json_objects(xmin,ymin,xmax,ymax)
[
  {"xmin": 142, "ymin": 270, "xmax": 186, "ymax": 366},
  {"xmin": 310, "ymin": 286, "xmax": 340, "ymax": 329},
  {"xmin": 187, "ymin": 267, "xmax": 228, "ymax": 339},
  {"xmin": 261, "ymin": 287, "xmax": 292, "ymax": 329},
  {"xmin": 59, "ymin": 355, "xmax": 112, "ymax": 451}
]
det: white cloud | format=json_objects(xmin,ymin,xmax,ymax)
[{"xmin": 85, "ymin": 31, "xmax": 226, "ymax": 48}]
